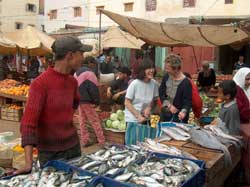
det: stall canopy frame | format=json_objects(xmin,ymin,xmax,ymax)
[{"xmin": 101, "ymin": 10, "xmax": 250, "ymax": 47}]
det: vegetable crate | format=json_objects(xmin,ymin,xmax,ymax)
[
  {"xmin": 104, "ymin": 129, "xmax": 125, "ymax": 145},
  {"xmin": 1, "ymin": 106, "xmax": 23, "ymax": 122}
]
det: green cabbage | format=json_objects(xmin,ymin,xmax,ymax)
[{"xmin": 110, "ymin": 113, "xmax": 118, "ymax": 121}]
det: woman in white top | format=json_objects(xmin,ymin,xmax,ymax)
[{"xmin": 124, "ymin": 58, "xmax": 159, "ymax": 145}]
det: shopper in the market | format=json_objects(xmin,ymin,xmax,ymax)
[
  {"xmin": 124, "ymin": 58, "xmax": 159, "ymax": 145},
  {"xmin": 0, "ymin": 56, "xmax": 10, "ymax": 80},
  {"xmin": 15, "ymin": 36, "xmax": 92, "ymax": 175},
  {"xmin": 184, "ymin": 72, "xmax": 203, "ymax": 119},
  {"xmin": 107, "ymin": 66, "xmax": 131, "ymax": 111},
  {"xmin": 74, "ymin": 56, "xmax": 105, "ymax": 146},
  {"xmin": 217, "ymin": 80, "xmax": 240, "ymax": 135},
  {"xmin": 233, "ymin": 67, "xmax": 250, "ymax": 122},
  {"xmin": 27, "ymin": 57, "xmax": 40, "ymax": 82},
  {"xmin": 159, "ymin": 54, "xmax": 192, "ymax": 123},
  {"xmin": 234, "ymin": 55, "xmax": 248, "ymax": 70},
  {"xmin": 197, "ymin": 61, "xmax": 216, "ymax": 92},
  {"xmin": 100, "ymin": 55, "xmax": 114, "ymax": 74}
]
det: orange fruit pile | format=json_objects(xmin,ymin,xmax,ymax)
[{"xmin": 1, "ymin": 85, "xmax": 29, "ymax": 97}]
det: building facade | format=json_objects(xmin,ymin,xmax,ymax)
[
  {"xmin": 0, "ymin": 0, "xmax": 41, "ymax": 33},
  {"xmin": 44, "ymin": 0, "xmax": 89, "ymax": 33},
  {"xmin": 43, "ymin": 0, "xmax": 250, "ymax": 73}
]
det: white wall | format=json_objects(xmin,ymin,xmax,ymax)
[
  {"xmin": 0, "ymin": 0, "xmax": 40, "ymax": 33},
  {"xmin": 44, "ymin": 0, "xmax": 250, "ymax": 33},
  {"xmin": 44, "ymin": 0, "xmax": 88, "ymax": 33}
]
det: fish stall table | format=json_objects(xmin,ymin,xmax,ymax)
[{"xmin": 161, "ymin": 140, "xmax": 241, "ymax": 187}]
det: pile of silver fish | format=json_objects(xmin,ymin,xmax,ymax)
[
  {"xmin": 67, "ymin": 145, "xmax": 147, "ymax": 176},
  {"xmin": 160, "ymin": 126, "xmax": 191, "ymax": 141},
  {"xmin": 139, "ymin": 139, "xmax": 197, "ymax": 160},
  {"xmin": 113, "ymin": 157, "xmax": 200, "ymax": 187},
  {"xmin": 0, "ymin": 167, "xmax": 93, "ymax": 187}
]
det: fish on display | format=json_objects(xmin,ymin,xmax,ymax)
[
  {"xmin": 204, "ymin": 125, "xmax": 242, "ymax": 146},
  {"xmin": 67, "ymin": 145, "xmax": 147, "ymax": 176},
  {"xmin": 190, "ymin": 128, "xmax": 232, "ymax": 167},
  {"xmin": 0, "ymin": 167, "xmax": 93, "ymax": 187},
  {"xmin": 113, "ymin": 156, "xmax": 200, "ymax": 187},
  {"xmin": 162, "ymin": 128, "xmax": 190, "ymax": 141}
]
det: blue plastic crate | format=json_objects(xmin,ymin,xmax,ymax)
[
  {"xmin": 109, "ymin": 152, "xmax": 205, "ymax": 187},
  {"xmin": 44, "ymin": 160, "xmax": 97, "ymax": 177},
  {"xmin": 88, "ymin": 176, "xmax": 134, "ymax": 187},
  {"xmin": 0, "ymin": 160, "xmax": 97, "ymax": 182},
  {"xmin": 149, "ymin": 152, "xmax": 206, "ymax": 187}
]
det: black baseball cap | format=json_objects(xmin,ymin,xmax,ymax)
[
  {"xmin": 118, "ymin": 67, "xmax": 131, "ymax": 76},
  {"xmin": 51, "ymin": 36, "xmax": 92, "ymax": 55}
]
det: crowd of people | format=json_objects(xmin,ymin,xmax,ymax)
[{"xmin": 1, "ymin": 35, "xmax": 248, "ymax": 177}]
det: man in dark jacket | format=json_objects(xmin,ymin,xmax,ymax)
[{"xmin": 74, "ymin": 56, "xmax": 105, "ymax": 146}]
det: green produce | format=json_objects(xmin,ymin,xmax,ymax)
[
  {"xmin": 112, "ymin": 120, "xmax": 120, "ymax": 129},
  {"xmin": 106, "ymin": 119, "xmax": 112, "ymax": 128},
  {"xmin": 117, "ymin": 110, "xmax": 125, "ymax": 121},
  {"xmin": 110, "ymin": 113, "xmax": 118, "ymax": 121}
]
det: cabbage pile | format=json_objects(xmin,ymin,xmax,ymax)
[{"xmin": 105, "ymin": 110, "xmax": 126, "ymax": 130}]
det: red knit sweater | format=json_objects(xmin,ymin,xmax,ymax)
[{"xmin": 21, "ymin": 67, "xmax": 80, "ymax": 151}]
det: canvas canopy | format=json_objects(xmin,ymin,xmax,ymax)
[
  {"xmin": 102, "ymin": 26, "xmax": 144, "ymax": 49},
  {"xmin": 102, "ymin": 10, "xmax": 250, "ymax": 47},
  {"xmin": 5, "ymin": 26, "xmax": 55, "ymax": 55},
  {"xmin": 0, "ymin": 34, "xmax": 17, "ymax": 54}
]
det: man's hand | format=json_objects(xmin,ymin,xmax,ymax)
[
  {"xmin": 13, "ymin": 145, "xmax": 33, "ymax": 175},
  {"xmin": 13, "ymin": 162, "xmax": 32, "ymax": 175}
]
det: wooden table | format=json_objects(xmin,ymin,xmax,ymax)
[
  {"xmin": 161, "ymin": 140, "xmax": 241, "ymax": 187},
  {"xmin": 0, "ymin": 93, "xmax": 27, "ymax": 102}
]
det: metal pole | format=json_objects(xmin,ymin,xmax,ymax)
[{"xmin": 98, "ymin": 10, "xmax": 102, "ymax": 75}]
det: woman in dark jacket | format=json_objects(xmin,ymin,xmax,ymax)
[{"xmin": 159, "ymin": 54, "xmax": 192, "ymax": 123}]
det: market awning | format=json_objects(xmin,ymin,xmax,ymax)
[
  {"xmin": 102, "ymin": 10, "xmax": 250, "ymax": 47},
  {"xmin": 102, "ymin": 26, "xmax": 145, "ymax": 49},
  {"xmin": 0, "ymin": 34, "xmax": 17, "ymax": 54},
  {"xmin": 5, "ymin": 26, "xmax": 55, "ymax": 56}
]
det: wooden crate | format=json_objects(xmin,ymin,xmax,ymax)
[
  {"xmin": 1, "ymin": 106, "xmax": 23, "ymax": 122},
  {"xmin": 104, "ymin": 129, "xmax": 125, "ymax": 145}
]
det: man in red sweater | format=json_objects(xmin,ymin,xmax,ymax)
[{"xmin": 15, "ymin": 36, "xmax": 92, "ymax": 174}]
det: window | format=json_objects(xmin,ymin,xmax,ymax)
[
  {"xmin": 74, "ymin": 7, "xmax": 82, "ymax": 17},
  {"xmin": 49, "ymin": 9, "xmax": 57, "ymax": 20},
  {"xmin": 183, "ymin": 0, "xmax": 195, "ymax": 7},
  {"xmin": 96, "ymin": 6, "xmax": 104, "ymax": 15},
  {"xmin": 28, "ymin": 24, "xmax": 35, "ymax": 27},
  {"xmin": 39, "ymin": 0, "xmax": 44, "ymax": 15},
  {"xmin": 26, "ymin": 3, "xmax": 37, "ymax": 12},
  {"xmin": 145, "ymin": 0, "xmax": 157, "ymax": 11},
  {"xmin": 15, "ymin": 22, "xmax": 23, "ymax": 30},
  {"xmin": 225, "ymin": 0, "xmax": 233, "ymax": 4},
  {"xmin": 124, "ymin": 2, "xmax": 134, "ymax": 12}
]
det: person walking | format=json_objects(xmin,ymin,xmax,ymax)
[{"xmin": 74, "ymin": 56, "xmax": 105, "ymax": 146}]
